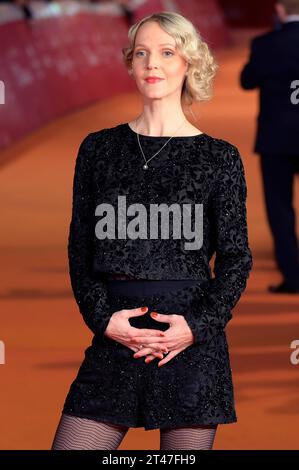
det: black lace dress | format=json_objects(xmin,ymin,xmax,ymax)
[{"xmin": 61, "ymin": 123, "xmax": 253, "ymax": 430}]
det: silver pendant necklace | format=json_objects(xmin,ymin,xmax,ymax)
[{"xmin": 135, "ymin": 118, "xmax": 186, "ymax": 170}]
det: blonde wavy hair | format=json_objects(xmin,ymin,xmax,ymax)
[{"xmin": 122, "ymin": 11, "xmax": 218, "ymax": 106}]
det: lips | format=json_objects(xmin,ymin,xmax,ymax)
[{"xmin": 145, "ymin": 77, "xmax": 164, "ymax": 84}]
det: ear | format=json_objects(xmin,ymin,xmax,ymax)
[{"xmin": 128, "ymin": 68, "xmax": 135, "ymax": 79}]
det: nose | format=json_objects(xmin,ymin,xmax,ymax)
[
  {"xmin": 146, "ymin": 65, "xmax": 158, "ymax": 72},
  {"xmin": 145, "ymin": 52, "xmax": 160, "ymax": 70}
]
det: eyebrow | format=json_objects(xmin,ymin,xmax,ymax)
[{"xmin": 134, "ymin": 43, "xmax": 176, "ymax": 48}]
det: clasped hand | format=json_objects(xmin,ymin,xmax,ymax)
[{"xmin": 104, "ymin": 306, "xmax": 194, "ymax": 367}]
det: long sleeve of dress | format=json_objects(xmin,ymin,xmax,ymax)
[
  {"xmin": 184, "ymin": 144, "xmax": 253, "ymax": 345},
  {"xmin": 68, "ymin": 133, "xmax": 112, "ymax": 340}
]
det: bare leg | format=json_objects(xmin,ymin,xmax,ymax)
[
  {"xmin": 51, "ymin": 413, "xmax": 129, "ymax": 450},
  {"xmin": 160, "ymin": 424, "xmax": 218, "ymax": 450}
]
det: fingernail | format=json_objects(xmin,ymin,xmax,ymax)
[
  {"xmin": 141, "ymin": 306, "xmax": 148, "ymax": 312},
  {"xmin": 151, "ymin": 312, "xmax": 158, "ymax": 317}
]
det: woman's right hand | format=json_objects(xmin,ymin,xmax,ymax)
[{"xmin": 104, "ymin": 306, "xmax": 168, "ymax": 361}]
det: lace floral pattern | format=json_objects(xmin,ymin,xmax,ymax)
[
  {"xmin": 63, "ymin": 279, "xmax": 237, "ymax": 429},
  {"xmin": 63, "ymin": 123, "xmax": 253, "ymax": 429},
  {"xmin": 67, "ymin": 123, "xmax": 252, "ymax": 344}
]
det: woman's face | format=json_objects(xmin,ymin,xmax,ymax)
[{"xmin": 131, "ymin": 21, "xmax": 188, "ymax": 102}]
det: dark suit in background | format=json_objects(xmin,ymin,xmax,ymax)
[{"xmin": 240, "ymin": 19, "xmax": 299, "ymax": 290}]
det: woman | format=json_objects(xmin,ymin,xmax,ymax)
[{"xmin": 51, "ymin": 11, "xmax": 253, "ymax": 450}]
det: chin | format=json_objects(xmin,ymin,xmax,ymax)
[{"xmin": 139, "ymin": 90, "xmax": 165, "ymax": 100}]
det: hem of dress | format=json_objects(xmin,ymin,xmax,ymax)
[
  {"xmin": 62, "ymin": 409, "xmax": 237, "ymax": 431},
  {"xmin": 62, "ymin": 410, "xmax": 143, "ymax": 429},
  {"xmin": 152, "ymin": 416, "xmax": 238, "ymax": 431}
]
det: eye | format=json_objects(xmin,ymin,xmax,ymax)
[
  {"xmin": 163, "ymin": 50, "xmax": 174, "ymax": 56},
  {"xmin": 134, "ymin": 50, "xmax": 174, "ymax": 57}
]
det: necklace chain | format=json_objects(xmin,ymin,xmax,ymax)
[{"xmin": 135, "ymin": 117, "xmax": 186, "ymax": 170}]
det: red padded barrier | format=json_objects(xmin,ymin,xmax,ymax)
[{"xmin": 0, "ymin": 1, "xmax": 229, "ymax": 150}]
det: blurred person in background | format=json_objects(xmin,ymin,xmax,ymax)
[
  {"xmin": 240, "ymin": 0, "xmax": 299, "ymax": 294},
  {"xmin": 12, "ymin": 0, "xmax": 33, "ymax": 20}
]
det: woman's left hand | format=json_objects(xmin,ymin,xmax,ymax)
[{"xmin": 130, "ymin": 311, "xmax": 195, "ymax": 367}]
